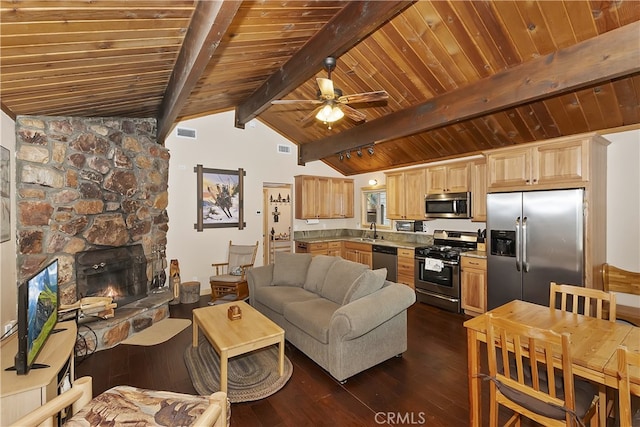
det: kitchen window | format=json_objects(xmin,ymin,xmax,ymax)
[{"xmin": 361, "ymin": 187, "xmax": 391, "ymax": 228}]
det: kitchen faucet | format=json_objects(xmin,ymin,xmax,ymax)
[{"xmin": 370, "ymin": 222, "xmax": 378, "ymax": 239}]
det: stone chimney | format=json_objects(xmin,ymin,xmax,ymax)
[{"xmin": 15, "ymin": 116, "xmax": 169, "ymax": 305}]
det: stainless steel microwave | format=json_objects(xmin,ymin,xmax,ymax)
[{"xmin": 424, "ymin": 192, "xmax": 471, "ymax": 219}]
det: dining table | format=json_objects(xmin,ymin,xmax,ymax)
[{"xmin": 464, "ymin": 299, "xmax": 640, "ymax": 427}]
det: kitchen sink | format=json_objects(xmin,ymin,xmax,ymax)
[{"xmin": 355, "ymin": 237, "xmax": 377, "ymax": 243}]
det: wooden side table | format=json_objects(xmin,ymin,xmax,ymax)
[{"xmin": 210, "ymin": 279, "xmax": 249, "ymax": 304}]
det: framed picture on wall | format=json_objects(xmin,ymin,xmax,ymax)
[
  {"xmin": 1, "ymin": 146, "xmax": 10, "ymax": 243},
  {"xmin": 194, "ymin": 165, "xmax": 245, "ymax": 231}
]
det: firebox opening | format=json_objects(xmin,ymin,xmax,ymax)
[{"xmin": 75, "ymin": 244, "xmax": 148, "ymax": 308}]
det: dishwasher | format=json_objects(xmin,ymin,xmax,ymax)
[{"xmin": 372, "ymin": 245, "xmax": 398, "ymax": 282}]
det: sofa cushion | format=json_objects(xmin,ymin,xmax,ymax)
[
  {"xmin": 272, "ymin": 252, "xmax": 312, "ymax": 287},
  {"xmin": 284, "ymin": 298, "xmax": 340, "ymax": 344},
  {"xmin": 343, "ymin": 268, "xmax": 387, "ymax": 304},
  {"xmin": 320, "ymin": 259, "xmax": 369, "ymax": 305},
  {"xmin": 254, "ymin": 286, "xmax": 319, "ymax": 315},
  {"xmin": 304, "ymin": 255, "xmax": 340, "ymax": 293}
]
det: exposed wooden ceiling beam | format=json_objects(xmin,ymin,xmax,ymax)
[
  {"xmin": 299, "ymin": 21, "xmax": 640, "ymax": 164},
  {"xmin": 233, "ymin": 0, "xmax": 412, "ymax": 129},
  {"xmin": 156, "ymin": 0, "xmax": 242, "ymax": 143}
]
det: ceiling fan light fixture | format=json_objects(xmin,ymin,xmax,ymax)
[{"xmin": 315, "ymin": 104, "xmax": 344, "ymax": 123}]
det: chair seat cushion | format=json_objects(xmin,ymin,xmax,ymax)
[
  {"xmin": 64, "ymin": 385, "xmax": 229, "ymax": 426},
  {"xmin": 496, "ymin": 355, "xmax": 598, "ymax": 420},
  {"xmin": 284, "ymin": 298, "xmax": 340, "ymax": 344},
  {"xmin": 210, "ymin": 274, "xmax": 244, "ymax": 283},
  {"xmin": 254, "ymin": 286, "xmax": 319, "ymax": 314}
]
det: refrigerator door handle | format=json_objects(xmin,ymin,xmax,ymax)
[
  {"xmin": 515, "ymin": 216, "xmax": 522, "ymax": 271},
  {"xmin": 522, "ymin": 216, "xmax": 529, "ymax": 272}
]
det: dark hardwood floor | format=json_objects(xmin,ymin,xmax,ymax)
[{"xmin": 75, "ymin": 296, "xmax": 533, "ymax": 426}]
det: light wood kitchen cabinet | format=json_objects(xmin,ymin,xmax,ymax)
[
  {"xmin": 305, "ymin": 241, "xmax": 342, "ymax": 256},
  {"xmin": 425, "ymin": 162, "xmax": 470, "ymax": 194},
  {"xmin": 385, "ymin": 168, "xmax": 426, "ymax": 220},
  {"xmin": 327, "ymin": 241, "xmax": 342, "ymax": 257},
  {"xmin": 397, "ymin": 248, "xmax": 415, "ymax": 289},
  {"xmin": 461, "ymin": 256, "xmax": 487, "ymax": 316},
  {"xmin": 330, "ymin": 179, "xmax": 354, "ymax": 218},
  {"xmin": 470, "ymin": 160, "xmax": 487, "ymax": 222},
  {"xmin": 294, "ymin": 175, "xmax": 353, "ymax": 219},
  {"xmin": 486, "ymin": 135, "xmax": 597, "ymax": 191},
  {"xmin": 343, "ymin": 241, "xmax": 372, "ymax": 268}
]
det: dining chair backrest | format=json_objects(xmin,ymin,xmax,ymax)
[
  {"xmin": 485, "ymin": 313, "xmax": 598, "ymax": 426},
  {"xmin": 603, "ymin": 263, "xmax": 640, "ymax": 296},
  {"xmin": 616, "ymin": 345, "xmax": 640, "ymax": 427},
  {"xmin": 549, "ymin": 282, "xmax": 617, "ymax": 322}
]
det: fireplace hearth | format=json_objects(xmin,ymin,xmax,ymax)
[{"xmin": 75, "ymin": 245, "xmax": 148, "ymax": 307}]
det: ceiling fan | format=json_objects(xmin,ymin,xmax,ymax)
[{"xmin": 271, "ymin": 56, "xmax": 389, "ymax": 129}]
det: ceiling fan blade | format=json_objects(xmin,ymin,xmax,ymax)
[
  {"xmin": 317, "ymin": 78, "xmax": 335, "ymax": 100},
  {"xmin": 341, "ymin": 105, "xmax": 367, "ymax": 122},
  {"xmin": 271, "ymin": 99, "xmax": 322, "ymax": 105},
  {"xmin": 300, "ymin": 105, "xmax": 324, "ymax": 125},
  {"xmin": 338, "ymin": 90, "xmax": 389, "ymax": 104}
]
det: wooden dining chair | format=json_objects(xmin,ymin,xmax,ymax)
[
  {"xmin": 616, "ymin": 346, "xmax": 640, "ymax": 427},
  {"xmin": 485, "ymin": 313, "xmax": 599, "ymax": 426},
  {"xmin": 549, "ymin": 281, "xmax": 617, "ymax": 322},
  {"xmin": 603, "ymin": 263, "xmax": 640, "ymax": 326}
]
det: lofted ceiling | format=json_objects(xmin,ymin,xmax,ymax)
[{"xmin": 1, "ymin": 0, "xmax": 639, "ymax": 176}]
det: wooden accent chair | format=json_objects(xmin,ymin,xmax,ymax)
[
  {"xmin": 485, "ymin": 314, "xmax": 599, "ymax": 427},
  {"xmin": 549, "ymin": 281, "xmax": 617, "ymax": 322},
  {"xmin": 616, "ymin": 346, "xmax": 640, "ymax": 427},
  {"xmin": 9, "ymin": 377, "xmax": 229, "ymax": 427},
  {"xmin": 603, "ymin": 263, "xmax": 640, "ymax": 326},
  {"xmin": 209, "ymin": 240, "xmax": 258, "ymax": 304}
]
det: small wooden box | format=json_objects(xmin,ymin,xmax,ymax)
[{"xmin": 227, "ymin": 305, "xmax": 242, "ymax": 320}]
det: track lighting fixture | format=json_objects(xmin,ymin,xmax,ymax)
[
  {"xmin": 357, "ymin": 148, "xmax": 362, "ymax": 157},
  {"xmin": 367, "ymin": 146, "xmax": 374, "ymax": 156},
  {"xmin": 346, "ymin": 151, "xmax": 351, "ymax": 159},
  {"xmin": 339, "ymin": 152, "xmax": 344, "ymax": 161}
]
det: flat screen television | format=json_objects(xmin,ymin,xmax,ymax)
[{"xmin": 11, "ymin": 259, "xmax": 59, "ymax": 375}]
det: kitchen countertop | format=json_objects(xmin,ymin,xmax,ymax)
[
  {"xmin": 461, "ymin": 250, "xmax": 487, "ymax": 259},
  {"xmin": 294, "ymin": 236, "xmax": 426, "ymax": 250}
]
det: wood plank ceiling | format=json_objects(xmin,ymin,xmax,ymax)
[{"xmin": 1, "ymin": 0, "xmax": 639, "ymax": 176}]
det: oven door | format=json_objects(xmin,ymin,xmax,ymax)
[{"xmin": 414, "ymin": 257, "xmax": 461, "ymax": 312}]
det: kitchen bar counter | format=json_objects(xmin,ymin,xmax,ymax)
[{"xmin": 293, "ymin": 236, "xmax": 427, "ymax": 250}]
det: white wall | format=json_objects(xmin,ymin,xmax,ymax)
[
  {"xmin": 0, "ymin": 111, "xmax": 17, "ymax": 328},
  {"xmin": 164, "ymin": 111, "xmax": 349, "ymax": 291},
  {"xmin": 602, "ymin": 129, "xmax": 640, "ymax": 307}
]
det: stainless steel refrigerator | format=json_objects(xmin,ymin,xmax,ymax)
[{"xmin": 487, "ymin": 189, "xmax": 584, "ymax": 310}]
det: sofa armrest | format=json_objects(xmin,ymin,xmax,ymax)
[
  {"xmin": 247, "ymin": 264, "xmax": 274, "ymax": 297},
  {"xmin": 330, "ymin": 282, "xmax": 416, "ymax": 341}
]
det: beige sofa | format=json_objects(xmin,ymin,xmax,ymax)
[{"xmin": 247, "ymin": 252, "xmax": 416, "ymax": 382}]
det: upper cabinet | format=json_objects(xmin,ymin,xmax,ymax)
[
  {"xmin": 425, "ymin": 162, "xmax": 470, "ymax": 194},
  {"xmin": 294, "ymin": 175, "xmax": 354, "ymax": 219},
  {"xmin": 385, "ymin": 168, "xmax": 426, "ymax": 220},
  {"xmin": 330, "ymin": 179, "xmax": 354, "ymax": 218},
  {"xmin": 470, "ymin": 160, "xmax": 487, "ymax": 222},
  {"xmin": 485, "ymin": 135, "xmax": 608, "ymax": 192}
]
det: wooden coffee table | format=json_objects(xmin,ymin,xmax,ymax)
[{"xmin": 192, "ymin": 301, "xmax": 285, "ymax": 393}]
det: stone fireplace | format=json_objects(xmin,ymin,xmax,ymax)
[{"xmin": 15, "ymin": 116, "xmax": 172, "ymax": 350}]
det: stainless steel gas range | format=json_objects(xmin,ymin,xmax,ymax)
[{"xmin": 414, "ymin": 230, "xmax": 478, "ymax": 313}]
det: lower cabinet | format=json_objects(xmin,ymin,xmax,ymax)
[
  {"xmin": 327, "ymin": 241, "xmax": 342, "ymax": 257},
  {"xmin": 343, "ymin": 242, "xmax": 372, "ymax": 268},
  {"xmin": 397, "ymin": 248, "xmax": 415, "ymax": 289},
  {"xmin": 461, "ymin": 256, "xmax": 487, "ymax": 316}
]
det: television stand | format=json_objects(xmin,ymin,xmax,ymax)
[{"xmin": 0, "ymin": 321, "xmax": 76, "ymax": 425}]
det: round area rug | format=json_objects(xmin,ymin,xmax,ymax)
[{"xmin": 184, "ymin": 337, "xmax": 293, "ymax": 403}]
